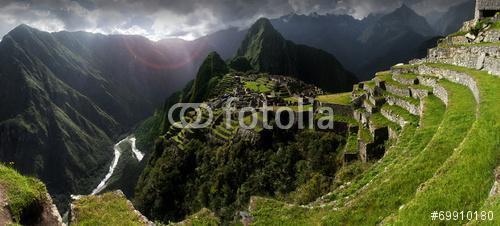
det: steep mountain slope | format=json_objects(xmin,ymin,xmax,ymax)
[
  {"xmin": 236, "ymin": 18, "xmax": 357, "ymax": 92},
  {"xmin": 0, "ymin": 25, "xmax": 205, "ymax": 209},
  {"xmin": 270, "ymin": 13, "xmax": 368, "ymax": 71},
  {"xmin": 188, "ymin": 52, "xmax": 229, "ymax": 103},
  {"xmin": 357, "ymin": 4, "xmax": 436, "ymax": 79},
  {"xmin": 270, "ymin": 5, "xmax": 437, "ymax": 80},
  {"xmin": 434, "ymin": 0, "xmax": 475, "ymax": 35}
]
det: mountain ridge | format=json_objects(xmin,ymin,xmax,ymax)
[
  {"xmin": 0, "ymin": 24, "xmax": 207, "ymax": 210},
  {"xmin": 236, "ymin": 18, "xmax": 357, "ymax": 92}
]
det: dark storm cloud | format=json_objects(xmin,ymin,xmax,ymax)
[{"xmin": 0, "ymin": 0, "xmax": 470, "ymax": 40}]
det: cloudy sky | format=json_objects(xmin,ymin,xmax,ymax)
[{"xmin": 0, "ymin": 0, "xmax": 469, "ymax": 41}]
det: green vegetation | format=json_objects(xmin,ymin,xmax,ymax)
[
  {"xmin": 324, "ymin": 80, "xmax": 475, "ymax": 225},
  {"xmin": 381, "ymin": 103, "xmax": 419, "ymax": 125},
  {"xmin": 135, "ymin": 17, "xmax": 499, "ymax": 226},
  {"xmin": 315, "ymin": 113, "xmax": 358, "ymax": 125},
  {"xmin": 383, "ymin": 90, "xmax": 420, "ymax": 106},
  {"xmin": 135, "ymin": 130, "xmax": 343, "ymax": 223},
  {"xmin": 229, "ymin": 56, "xmax": 253, "ymax": 72},
  {"xmin": 272, "ymin": 105, "xmax": 313, "ymax": 112},
  {"xmin": 235, "ymin": 18, "xmax": 357, "ymax": 92},
  {"xmin": 358, "ymin": 125, "xmax": 373, "ymax": 143},
  {"xmin": 0, "ymin": 164, "xmax": 47, "ymax": 222},
  {"xmin": 393, "ymin": 64, "xmax": 500, "ymax": 224},
  {"xmin": 244, "ymin": 81, "xmax": 271, "ymax": 93},
  {"xmin": 248, "ymin": 92, "xmax": 448, "ymax": 225},
  {"xmin": 71, "ymin": 192, "xmax": 145, "ymax": 226},
  {"xmin": 168, "ymin": 208, "xmax": 220, "ymax": 226},
  {"xmin": 370, "ymin": 112, "xmax": 400, "ymax": 130},
  {"xmin": 344, "ymin": 133, "xmax": 359, "ymax": 154},
  {"xmin": 394, "ymin": 73, "xmax": 417, "ymax": 80},
  {"xmin": 189, "ymin": 52, "xmax": 229, "ymax": 102},
  {"xmin": 315, "ymin": 92, "xmax": 352, "ymax": 105}
]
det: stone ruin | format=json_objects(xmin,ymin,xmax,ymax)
[{"xmin": 475, "ymin": 0, "xmax": 500, "ymax": 20}]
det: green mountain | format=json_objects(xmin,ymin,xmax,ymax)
[
  {"xmin": 235, "ymin": 18, "xmax": 357, "ymax": 92},
  {"xmin": 133, "ymin": 13, "xmax": 500, "ymax": 226},
  {"xmin": 0, "ymin": 24, "xmax": 199, "ymax": 210},
  {"xmin": 188, "ymin": 52, "xmax": 229, "ymax": 103}
]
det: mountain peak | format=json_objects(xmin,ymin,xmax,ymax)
[
  {"xmin": 393, "ymin": 3, "xmax": 416, "ymax": 15},
  {"xmin": 248, "ymin": 17, "xmax": 278, "ymax": 35},
  {"xmin": 5, "ymin": 24, "xmax": 43, "ymax": 41},
  {"xmin": 253, "ymin": 17, "xmax": 273, "ymax": 28}
]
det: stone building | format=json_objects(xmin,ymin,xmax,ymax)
[{"xmin": 475, "ymin": 0, "xmax": 500, "ymax": 20}]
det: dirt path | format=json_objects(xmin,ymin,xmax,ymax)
[{"xmin": 0, "ymin": 184, "xmax": 12, "ymax": 225}]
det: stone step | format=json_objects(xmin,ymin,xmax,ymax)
[
  {"xmin": 417, "ymin": 64, "xmax": 480, "ymax": 103},
  {"xmin": 381, "ymin": 75, "xmax": 433, "ymax": 100},
  {"xmin": 391, "ymin": 65, "xmax": 419, "ymax": 76},
  {"xmin": 392, "ymin": 73, "xmax": 418, "ymax": 85},
  {"xmin": 380, "ymin": 104, "xmax": 419, "ymax": 127},
  {"xmin": 343, "ymin": 132, "xmax": 359, "ymax": 164},
  {"xmin": 362, "ymin": 99, "xmax": 378, "ymax": 114},
  {"xmin": 383, "ymin": 91, "xmax": 421, "ymax": 116},
  {"xmin": 368, "ymin": 112, "xmax": 400, "ymax": 141},
  {"xmin": 353, "ymin": 108, "xmax": 370, "ymax": 125}
]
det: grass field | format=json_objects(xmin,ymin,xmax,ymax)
[{"xmin": 315, "ymin": 92, "xmax": 352, "ymax": 105}]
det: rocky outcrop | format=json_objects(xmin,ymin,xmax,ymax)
[
  {"xmin": 489, "ymin": 166, "xmax": 500, "ymax": 196},
  {"xmin": 0, "ymin": 185, "xmax": 11, "ymax": 226},
  {"xmin": 0, "ymin": 185, "xmax": 64, "ymax": 226}
]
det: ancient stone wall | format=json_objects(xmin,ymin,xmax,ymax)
[
  {"xmin": 386, "ymin": 84, "xmax": 411, "ymax": 97},
  {"xmin": 427, "ymin": 45, "xmax": 500, "ymax": 76},
  {"xmin": 380, "ymin": 108, "xmax": 407, "ymax": 127},
  {"xmin": 318, "ymin": 103, "xmax": 354, "ymax": 118},
  {"xmin": 418, "ymin": 65, "xmax": 480, "ymax": 103},
  {"xmin": 385, "ymin": 96, "xmax": 421, "ymax": 116}
]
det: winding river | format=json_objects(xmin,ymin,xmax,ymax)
[{"xmin": 90, "ymin": 135, "xmax": 144, "ymax": 195}]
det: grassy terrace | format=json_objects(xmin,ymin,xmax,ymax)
[
  {"xmin": 382, "ymin": 90, "xmax": 420, "ymax": 106},
  {"xmin": 272, "ymin": 105, "xmax": 313, "ymax": 112},
  {"xmin": 170, "ymin": 208, "xmax": 220, "ymax": 226},
  {"xmin": 250, "ymin": 88, "xmax": 451, "ymax": 224},
  {"xmin": 363, "ymin": 80, "xmax": 376, "ymax": 89},
  {"xmin": 314, "ymin": 114, "xmax": 358, "ymax": 125},
  {"xmin": 324, "ymin": 80, "xmax": 476, "ymax": 225},
  {"xmin": 344, "ymin": 133, "xmax": 359, "ymax": 154},
  {"xmin": 0, "ymin": 164, "xmax": 47, "ymax": 222},
  {"xmin": 394, "ymin": 73, "xmax": 417, "ymax": 80},
  {"xmin": 369, "ymin": 112, "xmax": 400, "ymax": 130},
  {"xmin": 392, "ymin": 64, "xmax": 500, "ymax": 224},
  {"xmin": 352, "ymin": 88, "xmax": 367, "ymax": 97},
  {"xmin": 381, "ymin": 103, "xmax": 419, "ymax": 125},
  {"xmin": 244, "ymin": 81, "xmax": 271, "ymax": 93},
  {"xmin": 315, "ymin": 92, "xmax": 352, "ymax": 105},
  {"xmin": 358, "ymin": 124, "xmax": 373, "ymax": 143},
  {"xmin": 375, "ymin": 70, "xmax": 391, "ymax": 77},
  {"xmin": 384, "ymin": 75, "xmax": 433, "ymax": 92},
  {"xmin": 330, "ymin": 95, "xmax": 445, "ymax": 202},
  {"xmin": 71, "ymin": 192, "xmax": 145, "ymax": 226}
]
